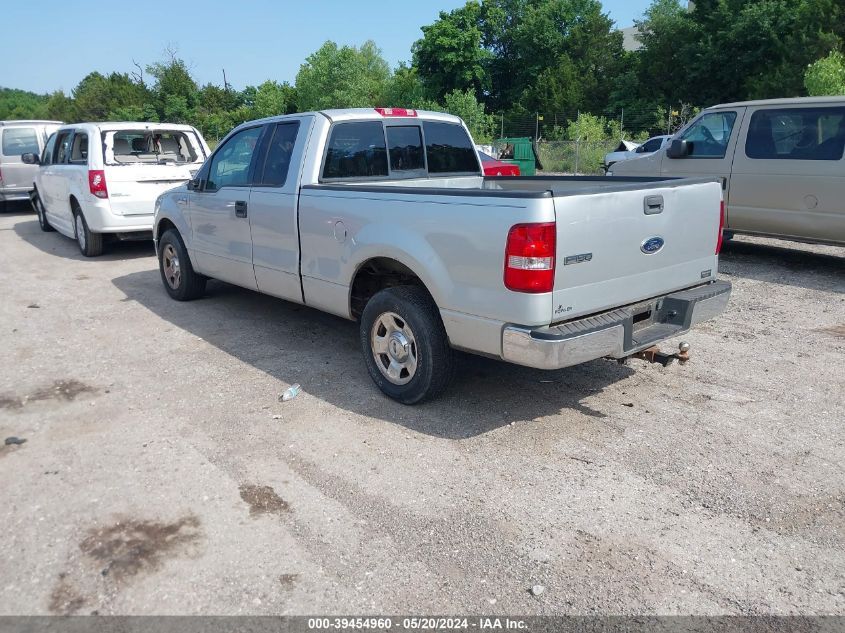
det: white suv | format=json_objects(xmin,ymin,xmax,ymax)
[{"xmin": 23, "ymin": 122, "xmax": 210, "ymax": 256}]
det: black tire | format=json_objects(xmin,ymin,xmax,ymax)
[
  {"xmin": 359, "ymin": 285, "xmax": 454, "ymax": 404},
  {"xmin": 158, "ymin": 228, "xmax": 206, "ymax": 301},
  {"xmin": 32, "ymin": 191, "xmax": 54, "ymax": 232},
  {"xmin": 72, "ymin": 203, "xmax": 103, "ymax": 257}
]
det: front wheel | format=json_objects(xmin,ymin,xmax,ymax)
[
  {"xmin": 33, "ymin": 192, "xmax": 54, "ymax": 232},
  {"xmin": 158, "ymin": 228, "xmax": 206, "ymax": 301},
  {"xmin": 73, "ymin": 206, "xmax": 103, "ymax": 256},
  {"xmin": 360, "ymin": 286, "xmax": 454, "ymax": 404}
]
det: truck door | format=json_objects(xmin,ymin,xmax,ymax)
[
  {"xmin": 248, "ymin": 117, "xmax": 310, "ymax": 303},
  {"xmin": 661, "ymin": 108, "xmax": 747, "ymax": 222},
  {"xmin": 189, "ymin": 124, "xmax": 263, "ymax": 290}
]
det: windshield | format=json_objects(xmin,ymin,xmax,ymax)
[{"xmin": 103, "ymin": 129, "xmax": 202, "ymax": 165}]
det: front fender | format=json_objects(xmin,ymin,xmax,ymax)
[{"xmin": 153, "ymin": 187, "xmax": 192, "ymax": 250}]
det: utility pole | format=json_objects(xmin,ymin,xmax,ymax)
[
  {"xmin": 222, "ymin": 68, "xmax": 230, "ymax": 92},
  {"xmin": 501, "ymin": 112, "xmax": 504, "ymax": 139},
  {"xmin": 535, "ymin": 112, "xmax": 539, "ymax": 141},
  {"xmin": 621, "ymin": 108, "xmax": 625, "ymax": 140}
]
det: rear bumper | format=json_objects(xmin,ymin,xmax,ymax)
[
  {"xmin": 0, "ymin": 187, "xmax": 32, "ymax": 202},
  {"xmin": 502, "ymin": 281, "xmax": 731, "ymax": 370}
]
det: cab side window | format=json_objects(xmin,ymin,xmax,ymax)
[
  {"xmin": 679, "ymin": 112, "xmax": 737, "ymax": 158},
  {"xmin": 54, "ymin": 131, "xmax": 73, "ymax": 164},
  {"xmin": 258, "ymin": 122, "xmax": 300, "ymax": 187},
  {"xmin": 745, "ymin": 107, "xmax": 845, "ymax": 161},
  {"xmin": 70, "ymin": 133, "xmax": 89, "ymax": 164},
  {"xmin": 41, "ymin": 133, "xmax": 57, "ymax": 166},
  {"xmin": 205, "ymin": 126, "xmax": 263, "ymax": 191}
]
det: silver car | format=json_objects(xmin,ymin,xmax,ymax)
[{"xmin": 0, "ymin": 120, "xmax": 61, "ymax": 210}]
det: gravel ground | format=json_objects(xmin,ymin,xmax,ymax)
[{"xmin": 0, "ymin": 202, "xmax": 843, "ymax": 616}]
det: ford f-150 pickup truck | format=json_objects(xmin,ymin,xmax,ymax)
[{"xmin": 153, "ymin": 108, "xmax": 731, "ymax": 403}]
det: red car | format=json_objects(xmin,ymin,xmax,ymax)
[{"xmin": 478, "ymin": 151, "xmax": 520, "ymax": 176}]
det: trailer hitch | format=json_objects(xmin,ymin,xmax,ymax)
[{"xmin": 620, "ymin": 341, "xmax": 690, "ymax": 367}]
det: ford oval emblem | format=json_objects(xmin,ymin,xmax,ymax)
[{"xmin": 641, "ymin": 236, "xmax": 665, "ymax": 254}]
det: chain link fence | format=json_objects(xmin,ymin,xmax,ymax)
[{"xmin": 486, "ymin": 106, "xmax": 700, "ymax": 175}]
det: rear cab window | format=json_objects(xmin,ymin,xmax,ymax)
[
  {"xmin": 745, "ymin": 107, "xmax": 845, "ymax": 161},
  {"xmin": 321, "ymin": 118, "xmax": 480, "ymax": 181},
  {"xmin": 2, "ymin": 127, "xmax": 39, "ymax": 157},
  {"xmin": 103, "ymin": 129, "xmax": 204, "ymax": 165}
]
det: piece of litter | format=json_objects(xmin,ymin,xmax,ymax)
[
  {"xmin": 280, "ymin": 384, "xmax": 301, "ymax": 402},
  {"xmin": 27, "ymin": 304, "xmax": 40, "ymax": 309},
  {"xmin": 5, "ymin": 437, "xmax": 26, "ymax": 446},
  {"xmin": 272, "ymin": 415, "xmax": 282, "ymax": 420},
  {"xmin": 622, "ymin": 402, "xmax": 634, "ymax": 407},
  {"xmin": 531, "ymin": 584, "xmax": 545, "ymax": 596}
]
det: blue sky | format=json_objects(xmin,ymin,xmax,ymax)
[{"xmin": 3, "ymin": 0, "xmax": 652, "ymax": 94}]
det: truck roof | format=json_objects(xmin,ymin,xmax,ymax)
[
  {"xmin": 708, "ymin": 96, "xmax": 845, "ymax": 109},
  {"xmin": 319, "ymin": 108, "xmax": 463, "ymax": 124}
]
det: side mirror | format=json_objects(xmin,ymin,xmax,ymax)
[
  {"xmin": 667, "ymin": 139, "xmax": 692, "ymax": 159},
  {"xmin": 187, "ymin": 178, "xmax": 200, "ymax": 191},
  {"xmin": 21, "ymin": 153, "xmax": 40, "ymax": 165},
  {"xmin": 635, "ymin": 145, "xmax": 646, "ymax": 153}
]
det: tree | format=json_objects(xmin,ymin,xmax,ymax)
[
  {"xmin": 72, "ymin": 72, "xmax": 148, "ymax": 121},
  {"xmin": 805, "ymin": 51, "xmax": 845, "ymax": 96},
  {"xmin": 381, "ymin": 64, "xmax": 429, "ymax": 109},
  {"xmin": 147, "ymin": 50, "xmax": 199, "ymax": 121},
  {"xmin": 442, "ymin": 89, "xmax": 497, "ymax": 142},
  {"xmin": 635, "ymin": 0, "xmax": 845, "ymax": 106},
  {"xmin": 295, "ymin": 40, "xmax": 390, "ymax": 111},
  {"xmin": 251, "ymin": 80, "xmax": 297, "ymax": 118},
  {"xmin": 0, "ymin": 88, "xmax": 49, "ymax": 120},
  {"xmin": 412, "ymin": 2, "xmax": 490, "ymax": 99}
]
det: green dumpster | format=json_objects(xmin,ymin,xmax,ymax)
[{"xmin": 495, "ymin": 137, "xmax": 541, "ymax": 176}]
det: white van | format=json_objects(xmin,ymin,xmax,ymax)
[
  {"xmin": 0, "ymin": 120, "xmax": 62, "ymax": 210},
  {"xmin": 608, "ymin": 97, "xmax": 845, "ymax": 246},
  {"xmin": 23, "ymin": 122, "xmax": 210, "ymax": 256}
]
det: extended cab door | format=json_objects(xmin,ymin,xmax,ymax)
[
  {"xmin": 189, "ymin": 125, "xmax": 264, "ymax": 290},
  {"xmin": 248, "ymin": 117, "xmax": 311, "ymax": 303},
  {"xmin": 728, "ymin": 105, "xmax": 845, "ymax": 243},
  {"xmin": 661, "ymin": 108, "xmax": 747, "ymax": 209}
]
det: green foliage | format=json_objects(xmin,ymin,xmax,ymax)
[
  {"xmin": 72, "ymin": 72, "xmax": 149, "ymax": 121},
  {"xmin": 0, "ymin": 88, "xmax": 49, "ymax": 120},
  {"xmin": 252, "ymin": 80, "xmax": 296, "ymax": 118},
  {"xmin": 412, "ymin": 2, "xmax": 490, "ymax": 99},
  {"xmin": 805, "ymin": 51, "xmax": 845, "ymax": 96},
  {"xmin": 295, "ymin": 40, "xmax": 391, "ymax": 111},
  {"xmin": 442, "ymin": 89, "xmax": 497, "ymax": 142}
]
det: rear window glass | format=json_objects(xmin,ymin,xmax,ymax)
[
  {"xmin": 323, "ymin": 122, "xmax": 388, "ymax": 179},
  {"xmin": 106, "ymin": 130, "xmax": 199, "ymax": 164},
  {"xmin": 423, "ymin": 121, "xmax": 479, "ymax": 173},
  {"xmin": 745, "ymin": 107, "xmax": 845, "ymax": 161},
  {"xmin": 2, "ymin": 127, "xmax": 39, "ymax": 156},
  {"xmin": 386, "ymin": 126, "xmax": 424, "ymax": 172}
]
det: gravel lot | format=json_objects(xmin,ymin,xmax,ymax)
[{"xmin": 0, "ymin": 202, "xmax": 843, "ymax": 616}]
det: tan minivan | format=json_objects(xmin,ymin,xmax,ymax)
[
  {"xmin": 608, "ymin": 97, "xmax": 845, "ymax": 246},
  {"xmin": 0, "ymin": 120, "xmax": 62, "ymax": 210}
]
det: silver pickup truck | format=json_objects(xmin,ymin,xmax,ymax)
[{"xmin": 153, "ymin": 108, "xmax": 731, "ymax": 403}]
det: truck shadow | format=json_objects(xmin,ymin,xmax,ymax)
[
  {"xmin": 14, "ymin": 219, "xmax": 154, "ymax": 262},
  {"xmin": 112, "ymin": 269, "xmax": 635, "ymax": 439},
  {"xmin": 719, "ymin": 238, "xmax": 845, "ymax": 292}
]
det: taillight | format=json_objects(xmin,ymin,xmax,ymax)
[
  {"xmin": 504, "ymin": 222, "xmax": 556, "ymax": 293},
  {"xmin": 374, "ymin": 107, "xmax": 417, "ymax": 117},
  {"xmin": 716, "ymin": 200, "xmax": 725, "ymax": 254},
  {"xmin": 88, "ymin": 170, "xmax": 108, "ymax": 199}
]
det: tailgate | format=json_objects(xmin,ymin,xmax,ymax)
[
  {"xmin": 551, "ymin": 180, "xmax": 722, "ymax": 322},
  {"xmin": 105, "ymin": 164, "xmax": 196, "ymax": 216}
]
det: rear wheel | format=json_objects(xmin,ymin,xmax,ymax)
[
  {"xmin": 33, "ymin": 191, "xmax": 54, "ymax": 232},
  {"xmin": 360, "ymin": 286, "xmax": 454, "ymax": 404},
  {"xmin": 73, "ymin": 204, "xmax": 103, "ymax": 257},
  {"xmin": 158, "ymin": 228, "xmax": 206, "ymax": 301}
]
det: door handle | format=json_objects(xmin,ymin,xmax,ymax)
[
  {"xmin": 643, "ymin": 194, "xmax": 664, "ymax": 215},
  {"xmin": 235, "ymin": 200, "xmax": 248, "ymax": 218}
]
